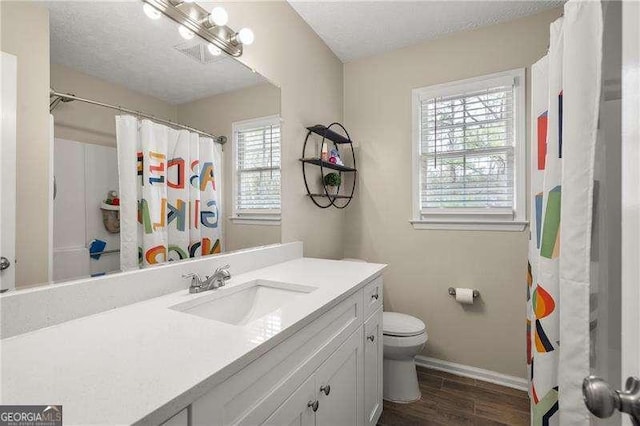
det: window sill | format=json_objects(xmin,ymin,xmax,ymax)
[
  {"xmin": 410, "ymin": 219, "xmax": 528, "ymax": 232},
  {"xmin": 229, "ymin": 216, "xmax": 281, "ymax": 226}
]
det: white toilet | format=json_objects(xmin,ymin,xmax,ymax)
[{"xmin": 382, "ymin": 312, "xmax": 428, "ymax": 403}]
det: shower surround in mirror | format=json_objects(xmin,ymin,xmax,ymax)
[
  {"xmin": 53, "ymin": 139, "xmax": 120, "ymax": 280},
  {"xmin": 0, "ymin": 1, "xmax": 281, "ymax": 288},
  {"xmin": 116, "ymin": 117, "xmax": 223, "ymax": 270}
]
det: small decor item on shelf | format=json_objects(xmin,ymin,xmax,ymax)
[
  {"xmin": 100, "ymin": 190, "xmax": 120, "ymax": 234},
  {"xmin": 321, "ymin": 141, "xmax": 329, "ymax": 161},
  {"xmin": 323, "ymin": 172, "xmax": 342, "ymax": 195},
  {"xmin": 328, "ymin": 148, "xmax": 344, "ymax": 166}
]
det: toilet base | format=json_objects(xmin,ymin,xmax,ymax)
[{"xmin": 383, "ymin": 357, "xmax": 421, "ymax": 403}]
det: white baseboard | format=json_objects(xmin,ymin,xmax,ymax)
[{"xmin": 414, "ymin": 356, "xmax": 528, "ymax": 391}]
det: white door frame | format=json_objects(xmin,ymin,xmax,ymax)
[
  {"xmin": 621, "ymin": 1, "xmax": 640, "ymax": 424},
  {"xmin": 0, "ymin": 51, "xmax": 17, "ymax": 292}
]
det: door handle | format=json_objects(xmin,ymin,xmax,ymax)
[
  {"xmin": 583, "ymin": 376, "xmax": 640, "ymax": 425},
  {"xmin": 0, "ymin": 257, "xmax": 10, "ymax": 271},
  {"xmin": 307, "ymin": 400, "xmax": 319, "ymax": 412},
  {"xmin": 320, "ymin": 384, "xmax": 331, "ymax": 396}
]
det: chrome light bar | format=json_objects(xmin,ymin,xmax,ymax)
[{"xmin": 143, "ymin": 0, "xmax": 244, "ymax": 57}]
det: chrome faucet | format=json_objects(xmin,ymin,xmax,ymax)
[{"xmin": 183, "ymin": 265, "xmax": 231, "ymax": 294}]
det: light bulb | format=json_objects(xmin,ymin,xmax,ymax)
[
  {"xmin": 143, "ymin": 3, "xmax": 161, "ymax": 20},
  {"xmin": 237, "ymin": 28, "xmax": 254, "ymax": 45},
  {"xmin": 178, "ymin": 25, "xmax": 195, "ymax": 40},
  {"xmin": 208, "ymin": 7, "xmax": 228, "ymax": 26},
  {"xmin": 208, "ymin": 43, "xmax": 222, "ymax": 56}
]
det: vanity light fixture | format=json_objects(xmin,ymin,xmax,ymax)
[
  {"xmin": 141, "ymin": 0, "xmax": 253, "ymax": 57},
  {"xmin": 207, "ymin": 7, "xmax": 228, "ymax": 27},
  {"xmin": 229, "ymin": 27, "xmax": 255, "ymax": 47},
  {"xmin": 235, "ymin": 28, "xmax": 255, "ymax": 46}
]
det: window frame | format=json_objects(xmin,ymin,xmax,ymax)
[
  {"xmin": 411, "ymin": 68, "xmax": 528, "ymax": 231},
  {"xmin": 230, "ymin": 114, "xmax": 282, "ymax": 226}
]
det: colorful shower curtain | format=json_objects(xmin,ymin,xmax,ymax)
[
  {"xmin": 116, "ymin": 116, "xmax": 223, "ymax": 271},
  {"xmin": 527, "ymin": 1, "xmax": 602, "ymax": 424}
]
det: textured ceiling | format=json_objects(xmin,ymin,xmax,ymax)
[
  {"xmin": 45, "ymin": 1, "xmax": 265, "ymax": 105},
  {"xmin": 288, "ymin": 0, "xmax": 563, "ymax": 62}
]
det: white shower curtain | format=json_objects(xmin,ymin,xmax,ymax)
[
  {"xmin": 527, "ymin": 1, "xmax": 602, "ymax": 424},
  {"xmin": 116, "ymin": 116, "xmax": 223, "ymax": 270}
]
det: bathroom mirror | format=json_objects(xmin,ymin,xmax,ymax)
[{"xmin": 1, "ymin": 1, "xmax": 281, "ymax": 289}]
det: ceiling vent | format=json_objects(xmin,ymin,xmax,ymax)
[{"xmin": 173, "ymin": 40, "xmax": 225, "ymax": 65}]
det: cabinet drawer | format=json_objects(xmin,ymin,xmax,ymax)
[
  {"xmin": 192, "ymin": 291, "xmax": 363, "ymax": 426},
  {"xmin": 363, "ymin": 307, "xmax": 383, "ymax": 426},
  {"xmin": 363, "ymin": 276, "xmax": 383, "ymax": 320}
]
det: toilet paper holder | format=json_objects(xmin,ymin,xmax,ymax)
[{"xmin": 448, "ymin": 287, "xmax": 480, "ymax": 299}]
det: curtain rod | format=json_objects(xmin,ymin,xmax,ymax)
[{"xmin": 49, "ymin": 89, "xmax": 227, "ymax": 145}]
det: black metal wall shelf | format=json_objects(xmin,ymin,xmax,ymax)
[
  {"xmin": 306, "ymin": 125, "xmax": 352, "ymax": 145},
  {"xmin": 299, "ymin": 158, "xmax": 357, "ymax": 173},
  {"xmin": 300, "ymin": 123, "xmax": 357, "ymax": 209},
  {"xmin": 307, "ymin": 193, "xmax": 352, "ymax": 199}
]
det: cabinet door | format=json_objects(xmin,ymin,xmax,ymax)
[
  {"xmin": 363, "ymin": 308, "xmax": 383, "ymax": 426},
  {"xmin": 161, "ymin": 408, "xmax": 189, "ymax": 426},
  {"xmin": 315, "ymin": 329, "xmax": 363, "ymax": 426},
  {"xmin": 264, "ymin": 375, "xmax": 316, "ymax": 426}
]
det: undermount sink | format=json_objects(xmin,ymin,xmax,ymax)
[{"xmin": 170, "ymin": 279, "xmax": 317, "ymax": 326}]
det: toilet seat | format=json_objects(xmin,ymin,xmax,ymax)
[{"xmin": 383, "ymin": 312, "xmax": 426, "ymax": 337}]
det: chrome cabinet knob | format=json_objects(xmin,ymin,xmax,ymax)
[
  {"xmin": 307, "ymin": 400, "xmax": 319, "ymax": 412},
  {"xmin": 0, "ymin": 257, "xmax": 10, "ymax": 271},
  {"xmin": 583, "ymin": 375, "xmax": 640, "ymax": 425},
  {"xmin": 367, "ymin": 335, "xmax": 375, "ymax": 342},
  {"xmin": 371, "ymin": 292, "xmax": 379, "ymax": 300},
  {"xmin": 320, "ymin": 385, "xmax": 331, "ymax": 396}
]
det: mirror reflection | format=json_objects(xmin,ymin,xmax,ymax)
[{"xmin": 2, "ymin": 1, "xmax": 281, "ymax": 289}]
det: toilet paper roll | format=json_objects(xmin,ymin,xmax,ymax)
[{"xmin": 455, "ymin": 288, "xmax": 474, "ymax": 304}]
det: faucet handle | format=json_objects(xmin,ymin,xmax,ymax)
[
  {"xmin": 214, "ymin": 265, "xmax": 231, "ymax": 287},
  {"xmin": 182, "ymin": 272, "xmax": 201, "ymax": 281},
  {"xmin": 183, "ymin": 273, "xmax": 204, "ymax": 291}
]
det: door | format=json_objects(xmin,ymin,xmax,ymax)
[
  {"xmin": 619, "ymin": 0, "xmax": 640, "ymax": 422},
  {"xmin": 315, "ymin": 329, "xmax": 363, "ymax": 426},
  {"xmin": 364, "ymin": 308, "xmax": 383, "ymax": 426},
  {"xmin": 264, "ymin": 375, "xmax": 316, "ymax": 426},
  {"xmin": 0, "ymin": 51, "xmax": 17, "ymax": 292},
  {"xmin": 582, "ymin": 1, "xmax": 640, "ymax": 424}
]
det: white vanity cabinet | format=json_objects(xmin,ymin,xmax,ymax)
[{"xmin": 184, "ymin": 276, "xmax": 384, "ymax": 426}]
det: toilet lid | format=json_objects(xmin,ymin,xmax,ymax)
[{"xmin": 383, "ymin": 312, "xmax": 426, "ymax": 337}]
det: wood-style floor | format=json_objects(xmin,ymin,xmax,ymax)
[{"xmin": 378, "ymin": 366, "xmax": 530, "ymax": 426}]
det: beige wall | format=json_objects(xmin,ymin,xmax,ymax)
[
  {"xmin": 1, "ymin": 2, "xmax": 51, "ymax": 287},
  {"xmin": 221, "ymin": 1, "xmax": 345, "ymax": 259},
  {"xmin": 343, "ymin": 8, "xmax": 562, "ymax": 378},
  {"xmin": 51, "ymin": 63, "xmax": 177, "ymax": 147},
  {"xmin": 177, "ymin": 83, "xmax": 281, "ymax": 252}
]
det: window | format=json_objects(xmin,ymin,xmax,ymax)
[
  {"xmin": 411, "ymin": 69, "xmax": 527, "ymax": 231},
  {"xmin": 231, "ymin": 115, "xmax": 281, "ymax": 224}
]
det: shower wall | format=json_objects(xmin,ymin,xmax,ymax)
[{"xmin": 53, "ymin": 138, "xmax": 119, "ymax": 281}]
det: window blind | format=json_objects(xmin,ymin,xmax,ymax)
[
  {"xmin": 236, "ymin": 121, "xmax": 281, "ymax": 213},
  {"xmin": 419, "ymin": 82, "xmax": 515, "ymax": 213}
]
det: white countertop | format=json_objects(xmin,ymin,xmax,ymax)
[{"xmin": 0, "ymin": 258, "xmax": 385, "ymax": 425}]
